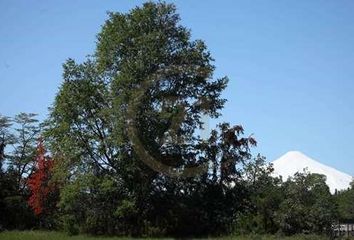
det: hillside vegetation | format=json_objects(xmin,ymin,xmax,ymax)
[{"xmin": 0, "ymin": 231, "xmax": 342, "ymax": 240}]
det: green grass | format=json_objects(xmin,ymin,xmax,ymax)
[
  {"xmin": 0, "ymin": 231, "xmax": 164, "ymax": 240},
  {"xmin": 1, "ymin": 231, "xmax": 353, "ymax": 240}
]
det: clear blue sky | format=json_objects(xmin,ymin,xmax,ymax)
[{"xmin": 1, "ymin": 1, "xmax": 354, "ymax": 175}]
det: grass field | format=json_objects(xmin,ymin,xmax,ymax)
[
  {"xmin": 0, "ymin": 231, "xmax": 140, "ymax": 240},
  {"xmin": 1, "ymin": 231, "xmax": 351, "ymax": 240}
]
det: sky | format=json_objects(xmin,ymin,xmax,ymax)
[{"xmin": 1, "ymin": 0, "xmax": 354, "ymax": 175}]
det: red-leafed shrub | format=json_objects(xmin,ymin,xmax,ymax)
[{"xmin": 27, "ymin": 139, "xmax": 56, "ymax": 216}]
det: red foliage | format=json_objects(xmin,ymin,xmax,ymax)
[{"xmin": 27, "ymin": 139, "xmax": 55, "ymax": 215}]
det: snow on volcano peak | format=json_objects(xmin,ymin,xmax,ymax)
[{"xmin": 272, "ymin": 151, "xmax": 353, "ymax": 194}]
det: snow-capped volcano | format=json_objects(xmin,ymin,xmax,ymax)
[{"xmin": 272, "ymin": 151, "xmax": 353, "ymax": 194}]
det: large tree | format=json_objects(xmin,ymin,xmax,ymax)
[
  {"xmin": 47, "ymin": 2, "xmax": 256, "ymax": 236},
  {"xmin": 0, "ymin": 113, "xmax": 38, "ymax": 229},
  {"xmin": 0, "ymin": 114, "xmax": 15, "ymax": 228},
  {"xmin": 8, "ymin": 113, "xmax": 40, "ymax": 194}
]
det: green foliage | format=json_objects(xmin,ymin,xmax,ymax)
[
  {"xmin": 0, "ymin": 113, "xmax": 39, "ymax": 230},
  {"xmin": 0, "ymin": 114, "xmax": 14, "ymax": 227},
  {"xmin": 0, "ymin": 115, "xmax": 14, "ymax": 168},
  {"xmin": 277, "ymin": 172, "xmax": 337, "ymax": 235},
  {"xmin": 41, "ymin": 2, "xmax": 344, "ymax": 237},
  {"xmin": 1, "ymin": 195, "xmax": 36, "ymax": 230},
  {"xmin": 0, "ymin": 231, "xmax": 342, "ymax": 240},
  {"xmin": 58, "ymin": 174, "xmax": 126, "ymax": 235},
  {"xmin": 46, "ymin": 1, "xmax": 254, "ymax": 237},
  {"xmin": 335, "ymin": 185, "xmax": 354, "ymax": 222},
  {"xmin": 114, "ymin": 200, "xmax": 137, "ymax": 218},
  {"xmin": 1, "ymin": 2, "xmax": 347, "ymax": 238},
  {"xmin": 8, "ymin": 113, "xmax": 40, "ymax": 194},
  {"xmin": 236, "ymin": 164, "xmax": 339, "ymax": 237},
  {"xmin": 235, "ymin": 156, "xmax": 283, "ymax": 234},
  {"xmin": 62, "ymin": 215, "xmax": 79, "ymax": 236}
]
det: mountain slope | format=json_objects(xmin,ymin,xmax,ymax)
[{"xmin": 272, "ymin": 151, "xmax": 353, "ymax": 193}]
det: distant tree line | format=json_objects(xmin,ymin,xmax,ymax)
[{"xmin": 1, "ymin": 2, "xmax": 353, "ymax": 237}]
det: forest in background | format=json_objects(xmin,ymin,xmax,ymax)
[{"xmin": 1, "ymin": 2, "xmax": 354, "ymax": 238}]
